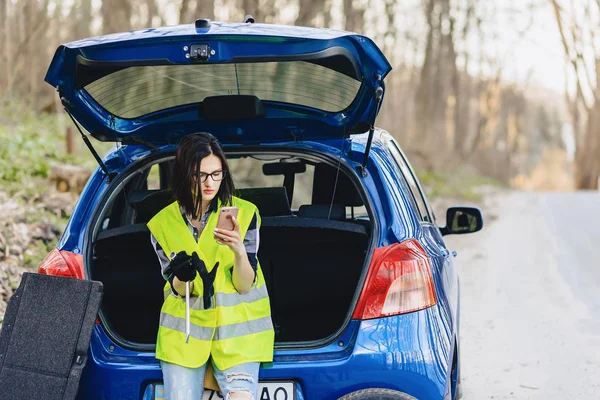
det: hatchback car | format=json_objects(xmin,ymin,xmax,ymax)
[{"xmin": 32, "ymin": 18, "xmax": 482, "ymax": 400}]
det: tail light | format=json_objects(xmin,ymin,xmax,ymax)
[
  {"xmin": 38, "ymin": 248, "xmax": 84, "ymax": 279},
  {"xmin": 353, "ymin": 239, "xmax": 437, "ymax": 320}
]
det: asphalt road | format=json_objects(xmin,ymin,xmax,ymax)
[{"xmin": 444, "ymin": 191, "xmax": 600, "ymax": 399}]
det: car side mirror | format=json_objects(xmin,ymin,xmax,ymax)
[{"xmin": 440, "ymin": 207, "xmax": 483, "ymax": 236}]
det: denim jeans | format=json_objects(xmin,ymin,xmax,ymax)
[{"xmin": 161, "ymin": 359, "xmax": 260, "ymax": 400}]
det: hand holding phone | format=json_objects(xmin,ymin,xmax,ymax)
[
  {"xmin": 215, "ymin": 206, "xmax": 239, "ymax": 231},
  {"xmin": 214, "ymin": 206, "xmax": 240, "ymax": 248}
]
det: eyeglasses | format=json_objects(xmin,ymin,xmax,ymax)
[{"xmin": 193, "ymin": 170, "xmax": 227, "ymax": 183}]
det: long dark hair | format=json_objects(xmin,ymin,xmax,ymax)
[{"xmin": 171, "ymin": 132, "xmax": 234, "ymax": 219}]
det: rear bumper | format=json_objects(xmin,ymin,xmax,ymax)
[
  {"xmin": 77, "ymin": 326, "xmax": 162, "ymax": 400},
  {"xmin": 78, "ymin": 310, "xmax": 453, "ymax": 400}
]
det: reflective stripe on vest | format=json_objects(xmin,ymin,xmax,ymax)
[
  {"xmin": 216, "ymin": 284, "xmax": 268, "ymax": 308},
  {"xmin": 164, "ymin": 283, "xmax": 269, "ymax": 310},
  {"xmin": 160, "ymin": 312, "xmax": 214, "ymax": 341},
  {"xmin": 160, "ymin": 313, "xmax": 272, "ymax": 341},
  {"xmin": 148, "ymin": 196, "xmax": 274, "ymax": 370},
  {"xmin": 214, "ymin": 316, "xmax": 273, "ymax": 341}
]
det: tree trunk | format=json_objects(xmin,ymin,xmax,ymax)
[
  {"xmin": 383, "ymin": 0, "xmax": 396, "ymax": 55},
  {"xmin": 0, "ymin": 0, "xmax": 7, "ymax": 98},
  {"xmin": 102, "ymin": 0, "xmax": 132, "ymax": 34},
  {"xmin": 575, "ymin": 110, "xmax": 600, "ymax": 189},
  {"xmin": 49, "ymin": 165, "xmax": 92, "ymax": 194},
  {"xmin": 75, "ymin": 0, "xmax": 92, "ymax": 39},
  {"xmin": 241, "ymin": 0, "xmax": 264, "ymax": 23},
  {"xmin": 574, "ymin": 59, "xmax": 600, "ymax": 189},
  {"xmin": 453, "ymin": 1, "xmax": 474, "ymax": 155},
  {"xmin": 343, "ymin": 0, "xmax": 365, "ymax": 33},
  {"xmin": 323, "ymin": 0, "xmax": 331, "ymax": 28},
  {"xmin": 146, "ymin": 0, "xmax": 159, "ymax": 27},
  {"xmin": 414, "ymin": 0, "xmax": 436, "ymax": 152},
  {"xmin": 415, "ymin": 0, "xmax": 456, "ymax": 159},
  {"xmin": 295, "ymin": 0, "xmax": 317, "ymax": 26},
  {"xmin": 550, "ymin": 0, "xmax": 598, "ymax": 188},
  {"xmin": 179, "ymin": 0, "xmax": 192, "ymax": 24},
  {"xmin": 26, "ymin": 0, "xmax": 35, "ymax": 97},
  {"xmin": 193, "ymin": 0, "xmax": 215, "ymax": 22},
  {"xmin": 440, "ymin": 0, "xmax": 457, "ymax": 152}
]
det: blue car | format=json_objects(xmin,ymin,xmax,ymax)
[{"xmin": 36, "ymin": 18, "xmax": 482, "ymax": 400}]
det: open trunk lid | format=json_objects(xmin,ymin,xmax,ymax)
[{"xmin": 45, "ymin": 21, "xmax": 391, "ymax": 145}]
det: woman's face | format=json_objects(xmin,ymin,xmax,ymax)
[{"xmin": 192, "ymin": 153, "xmax": 223, "ymax": 203}]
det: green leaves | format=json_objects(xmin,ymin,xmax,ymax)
[{"xmin": 0, "ymin": 102, "xmax": 111, "ymax": 192}]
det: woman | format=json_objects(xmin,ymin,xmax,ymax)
[{"xmin": 148, "ymin": 132, "xmax": 274, "ymax": 400}]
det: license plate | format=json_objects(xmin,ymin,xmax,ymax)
[{"xmin": 153, "ymin": 382, "xmax": 295, "ymax": 400}]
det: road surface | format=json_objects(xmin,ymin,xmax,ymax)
[{"xmin": 444, "ymin": 191, "xmax": 600, "ymax": 399}]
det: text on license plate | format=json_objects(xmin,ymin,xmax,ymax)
[{"xmin": 154, "ymin": 382, "xmax": 295, "ymax": 400}]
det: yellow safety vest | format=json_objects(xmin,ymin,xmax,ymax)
[{"xmin": 147, "ymin": 196, "xmax": 274, "ymax": 370}]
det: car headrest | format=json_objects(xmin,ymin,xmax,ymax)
[
  {"xmin": 311, "ymin": 163, "xmax": 363, "ymax": 207},
  {"xmin": 130, "ymin": 189, "xmax": 174, "ymax": 223},
  {"xmin": 298, "ymin": 204, "xmax": 345, "ymax": 220},
  {"xmin": 235, "ymin": 187, "xmax": 292, "ymax": 217}
]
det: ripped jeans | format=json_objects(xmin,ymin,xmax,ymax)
[{"xmin": 161, "ymin": 360, "xmax": 259, "ymax": 400}]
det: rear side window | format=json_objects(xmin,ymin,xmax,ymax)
[
  {"xmin": 291, "ymin": 164, "xmax": 314, "ymax": 209},
  {"xmin": 228, "ymin": 157, "xmax": 285, "ymax": 188},
  {"xmin": 83, "ymin": 62, "xmax": 362, "ymax": 119},
  {"xmin": 146, "ymin": 164, "xmax": 161, "ymax": 190},
  {"xmin": 387, "ymin": 142, "xmax": 432, "ymax": 223},
  {"xmin": 227, "ymin": 156, "xmax": 314, "ymax": 209}
]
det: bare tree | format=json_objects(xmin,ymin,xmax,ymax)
[
  {"xmin": 382, "ymin": 0, "xmax": 397, "ymax": 55},
  {"xmin": 146, "ymin": 0, "xmax": 160, "ymax": 27},
  {"xmin": 0, "ymin": 0, "xmax": 7, "ymax": 98},
  {"xmin": 74, "ymin": 0, "xmax": 93, "ymax": 40},
  {"xmin": 551, "ymin": 0, "xmax": 600, "ymax": 189},
  {"xmin": 241, "ymin": 0, "xmax": 277, "ymax": 23},
  {"xmin": 0, "ymin": 0, "xmax": 575, "ymax": 191},
  {"xmin": 181, "ymin": 0, "xmax": 214, "ymax": 25},
  {"xmin": 414, "ymin": 0, "xmax": 458, "ymax": 161},
  {"xmin": 453, "ymin": 0, "xmax": 475, "ymax": 156},
  {"xmin": 3, "ymin": 0, "xmax": 51, "ymax": 103},
  {"xmin": 102, "ymin": 0, "xmax": 132, "ymax": 34},
  {"xmin": 343, "ymin": 0, "xmax": 366, "ymax": 33},
  {"xmin": 295, "ymin": 0, "xmax": 323, "ymax": 27},
  {"xmin": 180, "ymin": 0, "xmax": 193, "ymax": 24},
  {"xmin": 194, "ymin": 0, "xmax": 215, "ymax": 21}
]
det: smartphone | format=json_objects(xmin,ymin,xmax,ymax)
[{"xmin": 216, "ymin": 206, "xmax": 239, "ymax": 231}]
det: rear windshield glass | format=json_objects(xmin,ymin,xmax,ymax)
[{"xmin": 83, "ymin": 61, "xmax": 362, "ymax": 119}]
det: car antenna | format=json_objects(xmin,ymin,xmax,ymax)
[
  {"xmin": 328, "ymin": 123, "xmax": 347, "ymax": 220},
  {"xmin": 359, "ymin": 78, "xmax": 384, "ymax": 177},
  {"xmin": 329, "ymin": 79, "xmax": 384, "ymax": 219}
]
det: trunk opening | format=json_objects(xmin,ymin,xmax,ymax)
[{"xmin": 88, "ymin": 149, "xmax": 374, "ymax": 349}]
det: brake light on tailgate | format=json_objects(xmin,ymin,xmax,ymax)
[
  {"xmin": 353, "ymin": 239, "xmax": 437, "ymax": 320},
  {"xmin": 38, "ymin": 249, "xmax": 84, "ymax": 279}
]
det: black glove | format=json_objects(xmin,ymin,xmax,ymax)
[
  {"xmin": 191, "ymin": 252, "xmax": 206, "ymax": 275},
  {"xmin": 169, "ymin": 251, "xmax": 196, "ymax": 282},
  {"xmin": 192, "ymin": 252, "xmax": 219, "ymax": 309}
]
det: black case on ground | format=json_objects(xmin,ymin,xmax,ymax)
[{"xmin": 0, "ymin": 272, "xmax": 103, "ymax": 400}]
